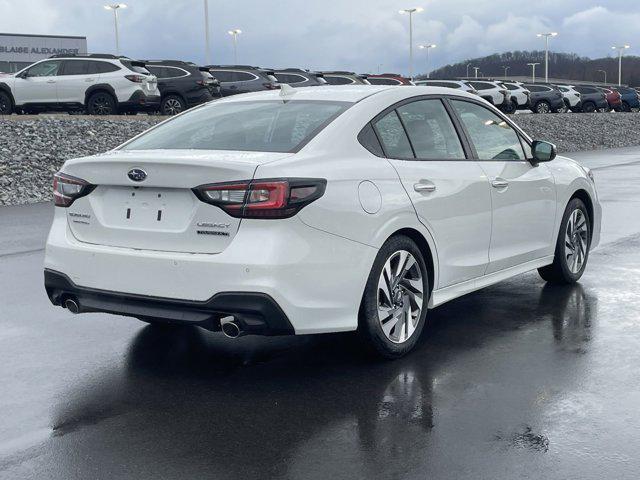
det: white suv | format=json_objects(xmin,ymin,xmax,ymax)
[
  {"xmin": 465, "ymin": 80, "xmax": 511, "ymax": 111},
  {"xmin": 44, "ymin": 85, "xmax": 601, "ymax": 358},
  {"xmin": 0, "ymin": 54, "xmax": 159, "ymax": 115},
  {"xmin": 498, "ymin": 82, "xmax": 530, "ymax": 112}
]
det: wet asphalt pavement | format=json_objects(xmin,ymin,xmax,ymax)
[{"xmin": 2, "ymin": 148, "xmax": 640, "ymax": 479}]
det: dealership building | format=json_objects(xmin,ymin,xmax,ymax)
[{"xmin": 0, "ymin": 32, "xmax": 87, "ymax": 73}]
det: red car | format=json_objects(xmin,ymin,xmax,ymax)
[
  {"xmin": 598, "ymin": 87, "xmax": 622, "ymax": 111},
  {"xmin": 366, "ymin": 73, "xmax": 413, "ymax": 85}
]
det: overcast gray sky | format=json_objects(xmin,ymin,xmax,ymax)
[{"xmin": 1, "ymin": 0, "xmax": 638, "ymax": 75}]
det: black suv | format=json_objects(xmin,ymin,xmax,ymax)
[
  {"xmin": 143, "ymin": 60, "xmax": 219, "ymax": 115},
  {"xmin": 521, "ymin": 84, "xmax": 565, "ymax": 113},
  {"xmin": 321, "ymin": 71, "xmax": 370, "ymax": 85},
  {"xmin": 273, "ymin": 68, "xmax": 326, "ymax": 87},
  {"xmin": 571, "ymin": 86, "xmax": 608, "ymax": 113},
  {"xmin": 206, "ymin": 65, "xmax": 279, "ymax": 97}
]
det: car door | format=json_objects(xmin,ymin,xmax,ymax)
[
  {"xmin": 210, "ymin": 70, "xmax": 238, "ymax": 96},
  {"xmin": 449, "ymin": 99, "xmax": 556, "ymax": 274},
  {"xmin": 57, "ymin": 60, "xmax": 94, "ymax": 104},
  {"xmin": 12, "ymin": 60, "xmax": 62, "ymax": 105},
  {"xmin": 374, "ymin": 97, "xmax": 492, "ymax": 288}
]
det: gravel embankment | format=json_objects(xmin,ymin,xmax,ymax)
[{"xmin": 1, "ymin": 112, "xmax": 640, "ymax": 206}]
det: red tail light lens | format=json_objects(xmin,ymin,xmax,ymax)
[
  {"xmin": 193, "ymin": 178, "xmax": 326, "ymax": 219},
  {"xmin": 263, "ymin": 82, "xmax": 281, "ymax": 90},
  {"xmin": 124, "ymin": 74, "xmax": 145, "ymax": 83},
  {"xmin": 53, "ymin": 172, "xmax": 95, "ymax": 207}
]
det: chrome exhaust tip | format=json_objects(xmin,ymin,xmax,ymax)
[
  {"xmin": 64, "ymin": 298, "xmax": 80, "ymax": 314},
  {"xmin": 220, "ymin": 316, "xmax": 241, "ymax": 339}
]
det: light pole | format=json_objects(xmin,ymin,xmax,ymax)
[
  {"xmin": 473, "ymin": 66, "xmax": 479, "ymax": 78},
  {"xmin": 104, "ymin": 3, "xmax": 127, "ymax": 55},
  {"xmin": 527, "ymin": 62, "xmax": 540, "ymax": 83},
  {"xmin": 611, "ymin": 45, "xmax": 630, "ymax": 86},
  {"xmin": 502, "ymin": 65, "xmax": 510, "ymax": 79},
  {"xmin": 536, "ymin": 32, "xmax": 558, "ymax": 83},
  {"xmin": 203, "ymin": 0, "xmax": 211, "ymax": 65},
  {"xmin": 228, "ymin": 29, "xmax": 242, "ymax": 64},
  {"xmin": 466, "ymin": 63, "xmax": 471, "ymax": 78},
  {"xmin": 597, "ymin": 69, "xmax": 607, "ymax": 84},
  {"xmin": 399, "ymin": 7, "xmax": 423, "ymax": 80},
  {"xmin": 418, "ymin": 44, "xmax": 436, "ymax": 78}
]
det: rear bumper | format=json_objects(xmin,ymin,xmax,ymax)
[
  {"xmin": 120, "ymin": 90, "xmax": 161, "ymax": 111},
  {"xmin": 45, "ymin": 269, "xmax": 294, "ymax": 335},
  {"xmin": 184, "ymin": 88, "xmax": 214, "ymax": 107},
  {"xmin": 44, "ymin": 209, "xmax": 377, "ymax": 334}
]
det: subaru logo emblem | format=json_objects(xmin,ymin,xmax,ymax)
[{"xmin": 127, "ymin": 168, "xmax": 147, "ymax": 182}]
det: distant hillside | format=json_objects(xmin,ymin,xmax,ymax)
[{"xmin": 425, "ymin": 51, "xmax": 640, "ymax": 86}]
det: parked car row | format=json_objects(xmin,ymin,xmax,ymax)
[{"xmin": 2, "ymin": 53, "xmax": 640, "ymax": 116}]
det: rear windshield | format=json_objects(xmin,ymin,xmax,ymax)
[{"xmin": 122, "ymin": 100, "xmax": 351, "ymax": 153}]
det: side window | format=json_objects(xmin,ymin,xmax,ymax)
[
  {"xmin": 89, "ymin": 61, "xmax": 120, "ymax": 74},
  {"xmin": 358, "ymin": 123, "xmax": 384, "ymax": 157},
  {"xmin": 373, "ymin": 111, "xmax": 414, "ymax": 159},
  {"xmin": 325, "ymin": 76, "xmax": 354, "ymax": 85},
  {"xmin": 146, "ymin": 66, "xmax": 166, "ymax": 78},
  {"xmin": 210, "ymin": 70, "xmax": 235, "ymax": 82},
  {"xmin": 60, "ymin": 60, "xmax": 89, "ymax": 75},
  {"xmin": 368, "ymin": 78, "xmax": 401, "ymax": 85},
  {"xmin": 396, "ymin": 99, "xmax": 465, "ymax": 160},
  {"xmin": 235, "ymin": 71, "xmax": 258, "ymax": 82},
  {"xmin": 275, "ymin": 73, "xmax": 306, "ymax": 84},
  {"xmin": 450, "ymin": 100, "xmax": 526, "ymax": 161},
  {"xmin": 26, "ymin": 60, "xmax": 61, "ymax": 77}
]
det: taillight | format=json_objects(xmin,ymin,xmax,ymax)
[
  {"xmin": 53, "ymin": 172, "xmax": 95, "ymax": 207},
  {"xmin": 124, "ymin": 74, "xmax": 145, "ymax": 83},
  {"xmin": 193, "ymin": 178, "xmax": 326, "ymax": 219}
]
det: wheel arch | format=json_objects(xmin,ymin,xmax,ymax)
[
  {"xmin": 569, "ymin": 188, "xmax": 594, "ymax": 240},
  {"xmin": 0, "ymin": 82, "xmax": 15, "ymax": 106},
  {"xmin": 84, "ymin": 84, "xmax": 117, "ymax": 106},
  {"xmin": 386, "ymin": 227, "xmax": 436, "ymax": 299}
]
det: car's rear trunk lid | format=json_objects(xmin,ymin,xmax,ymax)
[{"xmin": 62, "ymin": 149, "xmax": 292, "ymax": 254}]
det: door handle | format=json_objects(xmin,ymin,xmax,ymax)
[
  {"xmin": 84, "ymin": 78, "xmax": 94, "ymax": 82},
  {"xmin": 46, "ymin": 80, "xmax": 56, "ymax": 84},
  {"xmin": 414, "ymin": 181, "xmax": 436, "ymax": 193},
  {"xmin": 491, "ymin": 178, "xmax": 509, "ymax": 189}
]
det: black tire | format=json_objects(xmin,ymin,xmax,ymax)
[
  {"xmin": 500, "ymin": 99, "xmax": 517, "ymax": 114},
  {"xmin": 86, "ymin": 91, "xmax": 116, "ymax": 115},
  {"xmin": 534, "ymin": 100, "xmax": 551, "ymax": 114},
  {"xmin": 161, "ymin": 94, "xmax": 186, "ymax": 116},
  {"xmin": 621, "ymin": 101, "xmax": 631, "ymax": 112},
  {"xmin": 582, "ymin": 101, "xmax": 596, "ymax": 113},
  {"xmin": 0, "ymin": 91, "xmax": 13, "ymax": 115},
  {"xmin": 358, "ymin": 235, "xmax": 430, "ymax": 359},
  {"xmin": 538, "ymin": 198, "xmax": 591, "ymax": 284}
]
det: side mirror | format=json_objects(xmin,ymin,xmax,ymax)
[{"xmin": 531, "ymin": 140, "xmax": 556, "ymax": 162}]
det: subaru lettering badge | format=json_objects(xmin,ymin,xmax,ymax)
[{"xmin": 127, "ymin": 168, "xmax": 147, "ymax": 182}]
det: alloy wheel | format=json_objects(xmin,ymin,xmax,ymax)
[
  {"xmin": 163, "ymin": 98, "xmax": 183, "ymax": 115},
  {"xmin": 564, "ymin": 209, "xmax": 589, "ymax": 274},
  {"xmin": 93, "ymin": 95, "xmax": 113, "ymax": 115},
  {"xmin": 377, "ymin": 250, "xmax": 424, "ymax": 344},
  {"xmin": 536, "ymin": 102, "xmax": 550, "ymax": 114}
]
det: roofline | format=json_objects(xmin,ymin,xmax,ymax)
[{"xmin": 0, "ymin": 32, "xmax": 87, "ymax": 40}]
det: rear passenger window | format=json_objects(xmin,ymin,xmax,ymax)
[
  {"xmin": 210, "ymin": 70, "xmax": 235, "ymax": 82},
  {"xmin": 374, "ymin": 111, "xmax": 414, "ymax": 159},
  {"xmin": 61, "ymin": 60, "xmax": 89, "ymax": 75},
  {"xmin": 368, "ymin": 78, "xmax": 401, "ymax": 85},
  {"xmin": 275, "ymin": 73, "xmax": 307, "ymax": 84},
  {"xmin": 89, "ymin": 61, "xmax": 120, "ymax": 74},
  {"xmin": 235, "ymin": 71, "xmax": 258, "ymax": 81},
  {"xmin": 451, "ymin": 100, "xmax": 525, "ymax": 161},
  {"xmin": 325, "ymin": 76, "xmax": 354, "ymax": 85},
  {"xmin": 396, "ymin": 100, "xmax": 465, "ymax": 160}
]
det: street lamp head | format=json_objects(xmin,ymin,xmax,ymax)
[
  {"xmin": 228, "ymin": 29, "xmax": 242, "ymax": 35},
  {"xmin": 418, "ymin": 44, "xmax": 436, "ymax": 49},
  {"xmin": 537, "ymin": 32, "xmax": 558, "ymax": 37},
  {"xmin": 104, "ymin": 3, "xmax": 126, "ymax": 10},
  {"xmin": 399, "ymin": 7, "xmax": 423, "ymax": 14}
]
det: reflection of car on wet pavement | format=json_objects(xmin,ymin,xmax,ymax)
[{"xmin": 44, "ymin": 85, "xmax": 601, "ymax": 358}]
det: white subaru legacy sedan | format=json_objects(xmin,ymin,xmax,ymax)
[{"xmin": 44, "ymin": 85, "xmax": 601, "ymax": 358}]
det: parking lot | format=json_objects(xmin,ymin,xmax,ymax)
[{"xmin": 0, "ymin": 146, "xmax": 639, "ymax": 479}]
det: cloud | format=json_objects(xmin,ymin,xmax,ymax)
[{"xmin": 1, "ymin": 1, "xmax": 640, "ymax": 75}]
